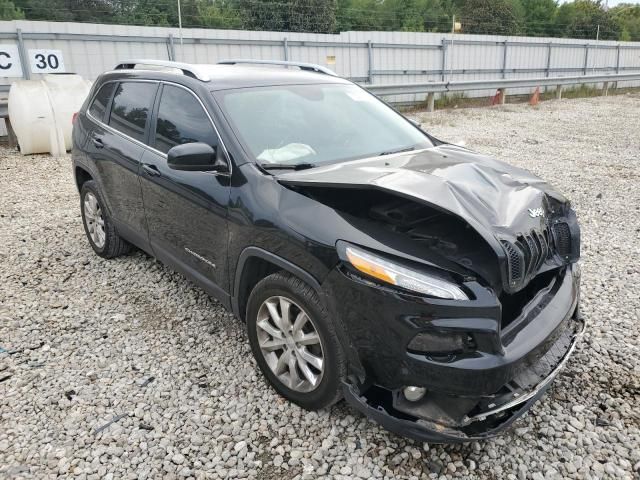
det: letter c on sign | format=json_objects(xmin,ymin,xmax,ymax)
[{"xmin": 0, "ymin": 51, "xmax": 12, "ymax": 70}]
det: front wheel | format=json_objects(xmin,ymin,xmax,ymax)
[{"xmin": 246, "ymin": 272, "xmax": 346, "ymax": 410}]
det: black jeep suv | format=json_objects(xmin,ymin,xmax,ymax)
[{"xmin": 72, "ymin": 59, "xmax": 584, "ymax": 442}]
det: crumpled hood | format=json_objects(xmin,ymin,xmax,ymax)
[{"xmin": 277, "ymin": 144, "xmax": 568, "ymax": 247}]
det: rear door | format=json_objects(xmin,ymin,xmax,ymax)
[
  {"xmin": 87, "ymin": 80, "xmax": 158, "ymax": 247},
  {"xmin": 138, "ymin": 83, "xmax": 231, "ymax": 295}
]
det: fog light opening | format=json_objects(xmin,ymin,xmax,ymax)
[{"xmin": 403, "ymin": 386, "xmax": 427, "ymax": 402}]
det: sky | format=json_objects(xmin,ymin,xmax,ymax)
[
  {"xmin": 602, "ymin": 0, "xmax": 640, "ymax": 5},
  {"xmin": 558, "ymin": 0, "xmax": 640, "ymax": 4},
  {"xmin": 593, "ymin": 0, "xmax": 639, "ymax": 5}
]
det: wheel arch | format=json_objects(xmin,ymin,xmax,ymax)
[
  {"xmin": 74, "ymin": 165, "xmax": 93, "ymax": 192},
  {"xmin": 232, "ymin": 247, "xmax": 323, "ymax": 322}
]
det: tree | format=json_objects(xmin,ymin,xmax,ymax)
[
  {"xmin": 336, "ymin": 0, "xmax": 385, "ymax": 31},
  {"xmin": 289, "ymin": 0, "xmax": 337, "ymax": 33},
  {"xmin": 14, "ymin": 0, "xmax": 116, "ymax": 23},
  {"xmin": 379, "ymin": 0, "xmax": 452, "ymax": 32},
  {"xmin": 610, "ymin": 3, "xmax": 640, "ymax": 41},
  {"xmin": 234, "ymin": 0, "xmax": 289, "ymax": 31},
  {"xmin": 520, "ymin": 0, "xmax": 557, "ymax": 37},
  {"xmin": 337, "ymin": 0, "xmax": 453, "ymax": 32},
  {"xmin": 113, "ymin": 0, "xmax": 171, "ymax": 26},
  {"xmin": 0, "ymin": 0, "xmax": 24, "ymax": 19},
  {"xmin": 555, "ymin": 0, "xmax": 620, "ymax": 40},
  {"xmin": 198, "ymin": 0, "xmax": 244, "ymax": 29},
  {"xmin": 236, "ymin": 0, "xmax": 336, "ymax": 33},
  {"xmin": 459, "ymin": 0, "xmax": 525, "ymax": 35}
]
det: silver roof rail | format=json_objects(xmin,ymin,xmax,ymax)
[
  {"xmin": 114, "ymin": 59, "xmax": 211, "ymax": 82},
  {"xmin": 218, "ymin": 59, "xmax": 338, "ymax": 76}
]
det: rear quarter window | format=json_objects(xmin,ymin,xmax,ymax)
[
  {"xmin": 88, "ymin": 83, "xmax": 116, "ymax": 122},
  {"xmin": 108, "ymin": 82, "xmax": 157, "ymax": 143}
]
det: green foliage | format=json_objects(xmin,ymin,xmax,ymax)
[
  {"xmin": 336, "ymin": 0, "xmax": 383, "ymax": 30},
  {"xmin": 0, "ymin": 0, "xmax": 23, "ymax": 19},
  {"xmin": 610, "ymin": 3, "xmax": 640, "ymax": 42},
  {"xmin": 555, "ymin": 0, "xmax": 620, "ymax": 39},
  {"xmin": 113, "ymin": 0, "xmax": 170, "ymax": 26},
  {"xmin": 290, "ymin": 0, "xmax": 337, "ymax": 33},
  {"xmin": 9, "ymin": 0, "xmax": 640, "ymax": 40},
  {"xmin": 520, "ymin": 0, "xmax": 557, "ymax": 37},
  {"xmin": 235, "ymin": 0, "xmax": 337, "ymax": 32},
  {"xmin": 337, "ymin": 0, "xmax": 452, "ymax": 32},
  {"xmin": 459, "ymin": 0, "xmax": 525, "ymax": 35},
  {"xmin": 198, "ymin": 0, "xmax": 243, "ymax": 29},
  {"xmin": 14, "ymin": 0, "xmax": 116, "ymax": 23}
]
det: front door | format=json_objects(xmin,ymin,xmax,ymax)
[{"xmin": 138, "ymin": 83, "xmax": 231, "ymax": 295}]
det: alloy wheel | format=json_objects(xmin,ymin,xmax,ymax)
[
  {"xmin": 83, "ymin": 192, "xmax": 106, "ymax": 249},
  {"xmin": 256, "ymin": 296, "xmax": 324, "ymax": 393}
]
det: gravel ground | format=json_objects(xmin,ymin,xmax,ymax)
[{"xmin": 1, "ymin": 94, "xmax": 639, "ymax": 480}]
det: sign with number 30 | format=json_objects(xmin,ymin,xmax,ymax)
[{"xmin": 28, "ymin": 49, "xmax": 65, "ymax": 73}]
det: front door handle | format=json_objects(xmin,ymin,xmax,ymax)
[
  {"xmin": 92, "ymin": 136, "xmax": 104, "ymax": 149},
  {"xmin": 142, "ymin": 163, "xmax": 161, "ymax": 177}
]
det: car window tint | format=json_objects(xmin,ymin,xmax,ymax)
[
  {"xmin": 88, "ymin": 83, "xmax": 116, "ymax": 121},
  {"xmin": 108, "ymin": 82, "xmax": 156, "ymax": 142},
  {"xmin": 154, "ymin": 85, "xmax": 217, "ymax": 154}
]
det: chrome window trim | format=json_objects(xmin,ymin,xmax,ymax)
[{"xmin": 85, "ymin": 78, "xmax": 232, "ymax": 176}]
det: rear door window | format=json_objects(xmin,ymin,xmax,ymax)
[
  {"xmin": 153, "ymin": 84, "xmax": 217, "ymax": 154},
  {"xmin": 88, "ymin": 82, "xmax": 116, "ymax": 121},
  {"xmin": 108, "ymin": 82, "xmax": 157, "ymax": 143}
]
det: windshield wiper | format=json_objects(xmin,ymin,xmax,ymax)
[
  {"xmin": 260, "ymin": 162, "xmax": 317, "ymax": 171},
  {"xmin": 378, "ymin": 146, "xmax": 416, "ymax": 156}
]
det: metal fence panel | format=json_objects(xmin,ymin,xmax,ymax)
[{"xmin": 0, "ymin": 19, "xmax": 639, "ymax": 104}]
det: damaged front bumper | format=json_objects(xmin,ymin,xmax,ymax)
[
  {"xmin": 324, "ymin": 262, "xmax": 585, "ymax": 442},
  {"xmin": 342, "ymin": 313, "xmax": 585, "ymax": 442}
]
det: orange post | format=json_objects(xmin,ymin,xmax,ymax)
[
  {"xmin": 491, "ymin": 89, "xmax": 504, "ymax": 105},
  {"xmin": 529, "ymin": 86, "xmax": 540, "ymax": 106}
]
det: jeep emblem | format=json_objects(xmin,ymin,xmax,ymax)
[{"xmin": 528, "ymin": 207, "xmax": 545, "ymax": 218}]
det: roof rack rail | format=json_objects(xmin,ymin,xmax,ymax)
[
  {"xmin": 218, "ymin": 59, "xmax": 338, "ymax": 76},
  {"xmin": 114, "ymin": 59, "xmax": 211, "ymax": 82}
]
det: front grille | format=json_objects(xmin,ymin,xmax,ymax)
[
  {"xmin": 501, "ymin": 240, "xmax": 523, "ymax": 284},
  {"xmin": 517, "ymin": 228, "xmax": 552, "ymax": 277},
  {"xmin": 552, "ymin": 222, "xmax": 572, "ymax": 256},
  {"xmin": 502, "ymin": 226, "xmax": 555, "ymax": 290}
]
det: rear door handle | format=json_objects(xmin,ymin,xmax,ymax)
[
  {"xmin": 142, "ymin": 163, "xmax": 161, "ymax": 177},
  {"xmin": 92, "ymin": 136, "xmax": 104, "ymax": 148}
]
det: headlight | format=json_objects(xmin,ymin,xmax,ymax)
[{"xmin": 342, "ymin": 244, "xmax": 468, "ymax": 300}]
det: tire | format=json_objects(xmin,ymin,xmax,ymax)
[
  {"xmin": 80, "ymin": 180, "xmax": 131, "ymax": 259},
  {"xmin": 246, "ymin": 271, "xmax": 346, "ymax": 410}
]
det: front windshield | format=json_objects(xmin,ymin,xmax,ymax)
[{"xmin": 217, "ymin": 84, "xmax": 433, "ymax": 167}]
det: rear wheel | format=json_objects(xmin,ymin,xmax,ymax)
[
  {"xmin": 80, "ymin": 181, "xmax": 131, "ymax": 258},
  {"xmin": 246, "ymin": 272, "xmax": 346, "ymax": 410}
]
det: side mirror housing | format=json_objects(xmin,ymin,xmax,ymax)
[{"xmin": 167, "ymin": 142, "xmax": 227, "ymax": 172}]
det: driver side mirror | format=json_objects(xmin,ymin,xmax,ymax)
[{"xmin": 167, "ymin": 142, "xmax": 228, "ymax": 172}]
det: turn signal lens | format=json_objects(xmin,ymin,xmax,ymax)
[
  {"xmin": 344, "ymin": 245, "xmax": 468, "ymax": 300},
  {"xmin": 346, "ymin": 248, "xmax": 395, "ymax": 284}
]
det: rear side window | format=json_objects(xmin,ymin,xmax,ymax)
[
  {"xmin": 88, "ymin": 83, "xmax": 115, "ymax": 121},
  {"xmin": 154, "ymin": 84, "xmax": 217, "ymax": 154},
  {"xmin": 108, "ymin": 82, "xmax": 157, "ymax": 142}
]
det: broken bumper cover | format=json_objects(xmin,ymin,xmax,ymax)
[
  {"xmin": 341, "ymin": 314, "xmax": 586, "ymax": 443},
  {"xmin": 323, "ymin": 262, "xmax": 584, "ymax": 442}
]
